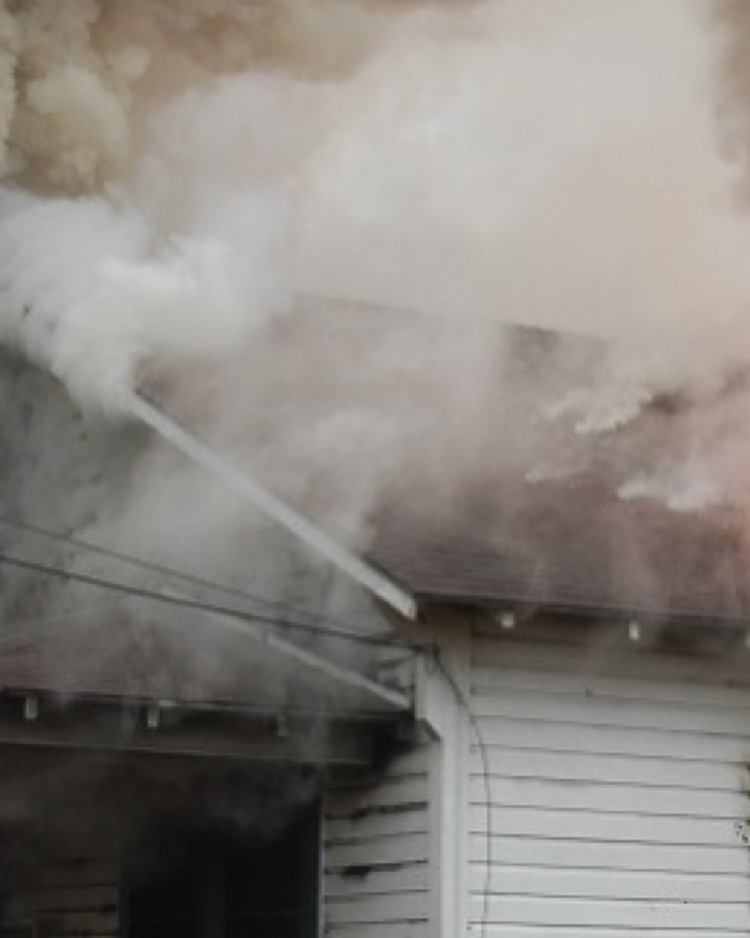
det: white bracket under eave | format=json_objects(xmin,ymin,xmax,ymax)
[
  {"xmin": 23, "ymin": 695, "xmax": 39, "ymax": 721},
  {"xmin": 161, "ymin": 588, "xmax": 412, "ymax": 712}
]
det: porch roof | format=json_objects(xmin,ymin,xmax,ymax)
[{"xmin": 0, "ymin": 609, "xmax": 412, "ymax": 718}]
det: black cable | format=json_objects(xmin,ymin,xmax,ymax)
[
  {"xmin": 0, "ymin": 553, "xmax": 422, "ymax": 650},
  {"xmin": 433, "ymin": 649, "xmax": 492, "ymax": 938},
  {"xmin": 0, "ymin": 513, "xmax": 406, "ymax": 644}
]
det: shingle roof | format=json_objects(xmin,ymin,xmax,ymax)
[
  {"xmin": 369, "ymin": 481, "xmax": 750, "ymax": 624},
  {"xmin": 0, "ymin": 610, "xmax": 403, "ymax": 715}
]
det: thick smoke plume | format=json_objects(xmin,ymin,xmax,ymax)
[
  {"xmin": 4, "ymin": 0, "xmax": 750, "ymax": 891},
  {"xmin": 3, "ymin": 0, "xmax": 750, "ymax": 616}
]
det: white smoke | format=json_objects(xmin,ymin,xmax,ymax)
[
  {"xmin": 618, "ymin": 463, "xmax": 721, "ymax": 513},
  {"xmin": 0, "ymin": 183, "xmax": 289, "ymax": 410},
  {"xmin": 2, "ymin": 0, "xmax": 750, "ymax": 524}
]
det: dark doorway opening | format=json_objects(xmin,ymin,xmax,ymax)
[{"xmin": 124, "ymin": 805, "xmax": 320, "ymax": 938}]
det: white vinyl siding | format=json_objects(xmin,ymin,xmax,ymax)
[
  {"xmin": 323, "ymin": 746, "xmax": 431, "ymax": 938},
  {"xmin": 468, "ymin": 631, "xmax": 750, "ymax": 937}
]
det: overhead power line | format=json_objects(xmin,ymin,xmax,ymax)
[
  {"xmin": 0, "ymin": 552, "xmax": 421, "ymax": 650},
  {"xmin": 0, "ymin": 513, "xmax": 407, "ymax": 644}
]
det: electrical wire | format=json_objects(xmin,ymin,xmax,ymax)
[
  {"xmin": 0, "ymin": 552, "xmax": 421, "ymax": 650},
  {"xmin": 433, "ymin": 649, "xmax": 492, "ymax": 938},
  {"xmin": 0, "ymin": 513, "xmax": 413, "ymax": 646}
]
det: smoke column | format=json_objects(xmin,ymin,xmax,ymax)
[
  {"xmin": 4, "ymin": 0, "xmax": 750, "ymax": 899},
  {"xmin": 2, "ymin": 0, "xmax": 750, "ymax": 576}
]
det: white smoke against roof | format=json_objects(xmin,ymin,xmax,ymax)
[
  {"xmin": 0, "ymin": 0, "xmax": 749, "ymax": 513},
  {"xmin": 618, "ymin": 463, "xmax": 722, "ymax": 513},
  {"xmin": 0, "ymin": 181, "xmax": 289, "ymax": 411},
  {"xmin": 1, "ymin": 2, "xmax": 745, "ymax": 379}
]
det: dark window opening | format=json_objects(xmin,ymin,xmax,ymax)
[{"xmin": 124, "ymin": 805, "xmax": 320, "ymax": 938}]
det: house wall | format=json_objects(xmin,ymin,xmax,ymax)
[
  {"xmin": 465, "ymin": 618, "xmax": 750, "ymax": 937},
  {"xmin": 320, "ymin": 614, "xmax": 476, "ymax": 938},
  {"xmin": 0, "ymin": 744, "xmax": 365, "ymax": 938},
  {"xmin": 313, "ymin": 611, "xmax": 750, "ymax": 937},
  {"xmin": 1, "ymin": 856, "xmax": 120, "ymax": 938},
  {"xmin": 323, "ymin": 744, "xmax": 432, "ymax": 938}
]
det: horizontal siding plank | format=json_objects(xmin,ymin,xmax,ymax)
[
  {"xmin": 381, "ymin": 748, "xmax": 430, "ymax": 775},
  {"xmin": 35, "ymin": 885, "xmax": 118, "ymax": 913},
  {"xmin": 469, "ymin": 749, "xmax": 747, "ymax": 790},
  {"xmin": 38, "ymin": 863, "xmax": 118, "ymax": 890},
  {"xmin": 34, "ymin": 928, "xmax": 120, "ymax": 938},
  {"xmin": 472, "ymin": 691, "xmax": 750, "ymax": 737},
  {"xmin": 325, "ymin": 834, "xmax": 429, "ymax": 870},
  {"xmin": 326, "ymin": 865, "xmax": 428, "ymax": 897},
  {"xmin": 467, "ymin": 835, "xmax": 750, "ymax": 874},
  {"xmin": 467, "ymin": 777, "xmax": 750, "ymax": 819},
  {"xmin": 326, "ymin": 829, "xmax": 428, "ymax": 849},
  {"xmin": 326, "ymin": 892, "xmax": 428, "ymax": 925},
  {"xmin": 472, "ymin": 666, "xmax": 750, "ymax": 710},
  {"xmin": 476, "ymin": 927, "xmax": 747, "ymax": 937},
  {"xmin": 469, "ymin": 896, "xmax": 750, "ymax": 929},
  {"xmin": 325, "ymin": 924, "xmax": 427, "ymax": 938},
  {"xmin": 471, "ymin": 640, "xmax": 750, "ymax": 685},
  {"xmin": 467, "ymin": 805, "xmax": 745, "ymax": 846},
  {"xmin": 325, "ymin": 776, "xmax": 427, "ymax": 817},
  {"xmin": 326, "ymin": 807, "xmax": 428, "ymax": 840},
  {"xmin": 33, "ymin": 932, "xmax": 117, "ymax": 938},
  {"xmin": 327, "ymin": 749, "xmax": 428, "ymax": 788},
  {"xmin": 36, "ymin": 909, "xmax": 117, "ymax": 934},
  {"xmin": 471, "ymin": 717, "xmax": 750, "ymax": 762},
  {"xmin": 468, "ymin": 867, "xmax": 750, "ymax": 902}
]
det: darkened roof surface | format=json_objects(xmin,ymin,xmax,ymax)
[
  {"xmin": 0, "ymin": 611, "xmax": 406, "ymax": 715},
  {"xmin": 370, "ymin": 483, "xmax": 750, "ymax": 624}
]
